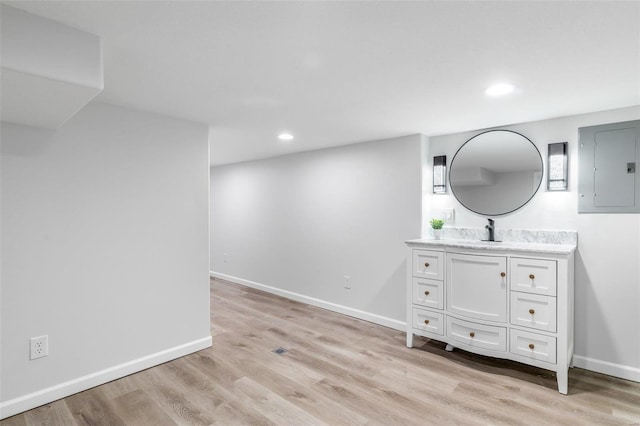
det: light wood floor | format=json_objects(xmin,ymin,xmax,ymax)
[{"xmin": 3, "ymin": 278, "xmax": 640, "ymax": 425}]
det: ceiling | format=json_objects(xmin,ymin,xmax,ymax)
[{"xmin": 5, "ymin": 1, "xmax": 640, "ymax": 166}]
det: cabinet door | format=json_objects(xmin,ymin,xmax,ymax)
[{"xmin": 447, "ymin": 253, "xmax": 507, "ymax": 322}]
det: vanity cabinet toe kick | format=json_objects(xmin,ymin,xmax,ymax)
[{"xmin": 405, "ymin": 239, "xmax": 575, "ymax": 395}]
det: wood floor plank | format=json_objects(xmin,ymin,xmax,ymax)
[
  {"xmin": 3, "ymin": 277, "xmax": 640, "ymax": 425},
  {"xmin": 100, "ymin": 376, "xmax": 139, "ymax": 401},
  {"xmin": 232, "ymin": 377, "xmax": 324, "ymax": 425},
  {"xmin": 177, "ymin": 356, "xmax": 276, "ymax": 426},
  {"xmin": 0, "ymin": 414, "xmax": 27, "ymax": 426},
  {"xmin": 111, "ymin": 390, "xmax": 176, "ymax": 426},
  {"xmin": 22, "ymin": 400, "xmax": 77, "ymax": 426},
  {"xmin": 205, "ymin": 332, "xmax": 325, "ymax": 388},
  {"xmin": 209, "ymin": 401, "xmax": 275, "ymax": 426},
  {"xmin": 230, "ymin": 353, "xmax": 369, "ymax": 425},
  {"xmin": 186, "ymin": 336, "xmax": 365, "ymax": 425},
  {"xmin": 128, "ymin": 365, "xmax": 215, "ymax": 426},
  {"xmin": 64, "ymin": 387, "xmax": 126, "ymax": 426}
]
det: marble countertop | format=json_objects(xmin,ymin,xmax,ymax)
[{"xmin": 405, "ymin": 238, "xmax": 576, "ymax": 255}]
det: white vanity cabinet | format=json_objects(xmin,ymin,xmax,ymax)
[{"xmin": 406, "ymin": 239, "xmax": 575, "ymax": 394}]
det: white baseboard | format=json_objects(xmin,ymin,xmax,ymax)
[
  {"xmin": 0, "ymin": 336, "xmax": 212, "ymax": 420},
  {"xmin": 211, "ymin": 271, "xmax": 406, "ymax": 332},
  {"xmin": 573, "ymin": 355, "xmax": 640, "ymax": 383}
]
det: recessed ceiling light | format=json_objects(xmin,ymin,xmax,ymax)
[
  {"xmin": 278, "ymin": 133, "xmax": 294, "ymax": 141},
  {"xmin": 486, "ymin": 83, "xmax": 515, "ymax": 97}
]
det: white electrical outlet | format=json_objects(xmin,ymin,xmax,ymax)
[
  {"xmin": 343, "ymin": 275, "xmax": 351, "ymax": 289},
  {"xmin": 30, "ymin": 335, "xmax": 48, "ymax": 360}
]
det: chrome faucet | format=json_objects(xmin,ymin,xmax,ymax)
[{"xmin": 485, "ymin": 218, "xmax": 495, "ymax": 242}]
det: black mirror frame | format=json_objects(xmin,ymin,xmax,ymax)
[{"xmin": 449, "ymin": 129, "xmax": 544, "ymax": 216}]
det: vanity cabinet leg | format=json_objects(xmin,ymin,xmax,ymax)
[
  {"xmin": 406, "ymin": 332, "xmax": 414, "ymax": 348},
  {"xmin": 445, "ymin": 344, "xmax": 454, "ymax": 352},
  {"xmin": 557, "ymin": 368, "xmax": 568, "ymax": 395}
]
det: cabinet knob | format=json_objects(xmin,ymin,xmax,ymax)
[
  {"xmin": 469, "ymin": 332, "xmax": 475, "ymax": 338},
  {"xmin": 424, "ymin": 290, "xmax": 430, "ymax": 296},
  {"xmin": 529, "ymin": 274, "xmax": 535, "ymax": 280},
  {"xmin": 529, "ymin": 309, "xmax": 535, "ymax": 315},
  {"xmin": 528, "ymin": 343, "xmax": 535, "ymax": 350},
  {"xmin": 424, "ymin": 262, "xmax": 430, "ymax": 268},
  {"xmin": 424, "ymin": 319, "xmax": 430, "ymax": 325},
  {"xmin": 500, "ymin": 272, "xmax": 506, "ymax": 278}
]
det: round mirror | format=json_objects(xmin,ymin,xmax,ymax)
[{"xmin": 449, "ymin": 130, "xmax": 543, "ymax": 216}]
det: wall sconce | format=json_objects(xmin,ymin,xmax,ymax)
[
  {"xmin": 433, "ymin": 155, "xmax": 447, "ymax": 193},
  {"xmin": 547, "ymin": 142, "xmax": 568, "ymax": 191}
]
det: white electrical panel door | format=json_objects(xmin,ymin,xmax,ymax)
[
  {"xmin": 594, "ymin": 127, "xmax": 636, "ymax": 207},
  {"xmin": 579, "ymin": 120, "xmax": 640, "ymax": 213}
]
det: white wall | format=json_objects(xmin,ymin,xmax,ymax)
[
  {"xmin": 210, "ymin": 135, "xmax": 423, "ymax": 327},
  {"xmin": 426, "ymin": 106, "xmax": 640, "ymax": 381},
  {"xmin": 0, "ymin": 102, "xmax": 211, "ymax": 418}
]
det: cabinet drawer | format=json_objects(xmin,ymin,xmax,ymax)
[
  {"xmin": 412, "ymin": 250, "xmax": 444, "ymax": 280},
  {"xmin": 413, "ymin": 308, "xmax": 444, "ymax": 336},
  {"xmin": 510, "ymin": 258, "xmax": 557, "ymax": 296},
  {"xmin": 510, "ymin": 329, "xmax": 557, "ymax": 364},
  {"xmin": 412, "ymin": 278, "xmax": 444, "ymax": 309},
  {"xmin": 510, "ymin": 292, "xmax": 557, "ymax": 332},
  {"xmin": 446, "ymin": 316, "xmax": 507, "ymax": 352}
]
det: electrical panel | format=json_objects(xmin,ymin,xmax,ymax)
[{"xmin": 578, "ymin": 120, "xmax": 640, "ymax": 213}]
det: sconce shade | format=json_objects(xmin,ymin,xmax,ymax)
[
  {"xmin": 548, "ymin": 142, "xmax": 568, "ymax": 191},
  {"xmin": 434, "ymin": 155, "xmax": 447, "ymax": 193}
]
